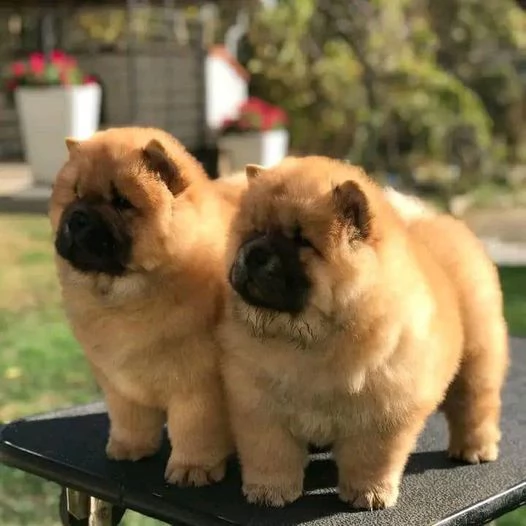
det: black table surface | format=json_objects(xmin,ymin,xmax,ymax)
[{"xmin": 1, "ymin": 338, "xmax": 525, "ymax": 526}]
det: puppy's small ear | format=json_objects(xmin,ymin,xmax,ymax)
[
  {"xmin": 245, "ymin": 164, "xmax": 266, "ymax": 179},
  {"xmin": 332, "ymin": 180, "xmax": 371, "ymax": 239},
  {"xmin": 65, "ymin": 137, "xmax": 81, "ymax": 153},
  {"xmin": 142, "ymin": 139, "xmax": 184, "ymax": 193}
]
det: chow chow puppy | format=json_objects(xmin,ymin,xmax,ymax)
[
  {"xmin": 49, "ymin": 127, "xmax": 242, "ymax": 486},
  {"xmin": 219, "ymin": 156, "xmax": 508, "ymax": 508}
]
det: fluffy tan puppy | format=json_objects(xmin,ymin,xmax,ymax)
[
  {"xmin": 219, "ymin": 156, "xmax": 509, "ymax": 509},
  {"xmin": 49, "ymin": 127, "xmax": 243, "ymax": 486}
]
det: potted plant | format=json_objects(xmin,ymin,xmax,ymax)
[
  {"xmin": 4, "ymin": 50, "xmax": 101, "ymax": 185},
  {"xmin": 218, "ymin": 97, "xmax": 289, "ymax": 174}
]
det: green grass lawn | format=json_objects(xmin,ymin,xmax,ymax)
[{"xmin": 0, "ymin": 214, "xmax": 524, "ymax": 525}]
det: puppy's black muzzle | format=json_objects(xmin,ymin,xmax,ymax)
[
  {"xmin": 229, "ymin": 233, "xmax": 310, "ymax": 314},
  {"xmin": 55, "ymin": 201, "xmax": 131, "ymax": 275}
]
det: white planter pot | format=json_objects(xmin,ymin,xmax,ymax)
[
  {"xmin": 15, "ymin": 84, "xmax": 102, "ymax": 185},
  {"xmin": 219, "ymin": 129, "xmax": 289, "ymax": 174}
]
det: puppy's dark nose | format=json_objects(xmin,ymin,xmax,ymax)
[
  {"xmin": 245, "ymin": 243, "xmax": 282, "ymax": 278},
  {"xmin": 230, "ymin": 232, "xmax": 310, "ymax": 313},
  {"xmin": 67, "ymin": 209, "xmax": 90, "ymax": 236}
]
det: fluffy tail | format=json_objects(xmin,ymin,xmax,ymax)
[{"xmin": 383, "ymin": 187, "xmax": 438, "ymax": 222}]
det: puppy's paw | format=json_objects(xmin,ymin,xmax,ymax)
[
  {"xmin": 448, "ymin": 441, "xmax": 499, "ymax": 464},
  {"xmin": 339, "ymin": 481, "xmax": 399, "ymax": 510},
  {"xmin": 106, "ymin": 435, "xmax": 160, "ymax": 462},
  {"xmin": 243, "ymin": 478, "xmax": 303, "ymax": 507},
  {"xmin": 164, "ymin": 458, "xmax": 226, "ymax": 487}
]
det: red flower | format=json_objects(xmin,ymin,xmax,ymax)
[
  {"xmin": 241, "ymin": 97, "xmax": 268, "ymax": 115},
  {"xmin": 50, "ymin": 49, "xmax": 66, "ymax": 64},
  {"xmin": 262, "ymin": 110, "xmax": 275, "ymax": 131},
  {"xmin": 4, "ymin": 50, "xmax": 88, "ymax": 89},
  {"xmin": 10, "ymin": 62, "xmax": 26, "ymax": 76},
  {"xmin": 29, "ymin": 53, "xmax": 45, "ymax": 75},
  {"xmin": 223, "ymin": 97, "xmax": 287, "ymax": 132},
  {"xmin": 83, "ymin": 75, "xmax": 98, "ymax": 85}
]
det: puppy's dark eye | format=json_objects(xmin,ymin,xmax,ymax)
[
  {"xmin": 113, "ymin": 194, "xmax": 133, "ymax": 210},
  {"xmin": 293, "ymin": 226, "xmax": 313, "ymax": 249},
  {"xmin": 111, "ymin": 184, "xmax": 133, "ymax": 211}
]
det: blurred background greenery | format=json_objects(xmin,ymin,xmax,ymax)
[{"xmin": 243, "ymin": 0, "xmax": 526, "ymax": 205}]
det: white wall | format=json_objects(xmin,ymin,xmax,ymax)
[{"xmin": 205, "ymin": 51, "xmax": 248, "ymax": 131}]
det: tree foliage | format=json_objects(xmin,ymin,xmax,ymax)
[{"xmin": 246, "ymin": 0, "xmax": 526, "ymax": 186}]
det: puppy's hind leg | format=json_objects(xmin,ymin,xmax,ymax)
[{"xmin": 443, "ymin": 317, "xmax": 509, "ymax": 464}]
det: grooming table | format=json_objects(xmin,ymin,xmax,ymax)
[{"xmin": 1, "ymin": 338, "xmax": 525, "ymax": 526}]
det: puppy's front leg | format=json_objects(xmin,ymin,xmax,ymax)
[
  {"xmin": 103, "ymin": 384, "xmax": 165, "ymax": 462},
  {"xmin": 165, "ymin": 375, "xmax": 233, "ymax": 487},
  {"xmin": 226, "ymin": 377, "xmax": 307, "ymax": 507},
  {"xmin": 235, "ymin": 408, "xmax": 307, "ymax": 507},
  {"xmin": 334, "ymin": 415, "xmax": 426, "ymax": 510}
]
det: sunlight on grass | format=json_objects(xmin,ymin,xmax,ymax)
[
  {"xmin": 499, "ymin": 266, "xmax": 526, "ymax": 337},
  {"xmin": 0, "ymin": 214, "xmax": 524, "ymax": 525}
]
